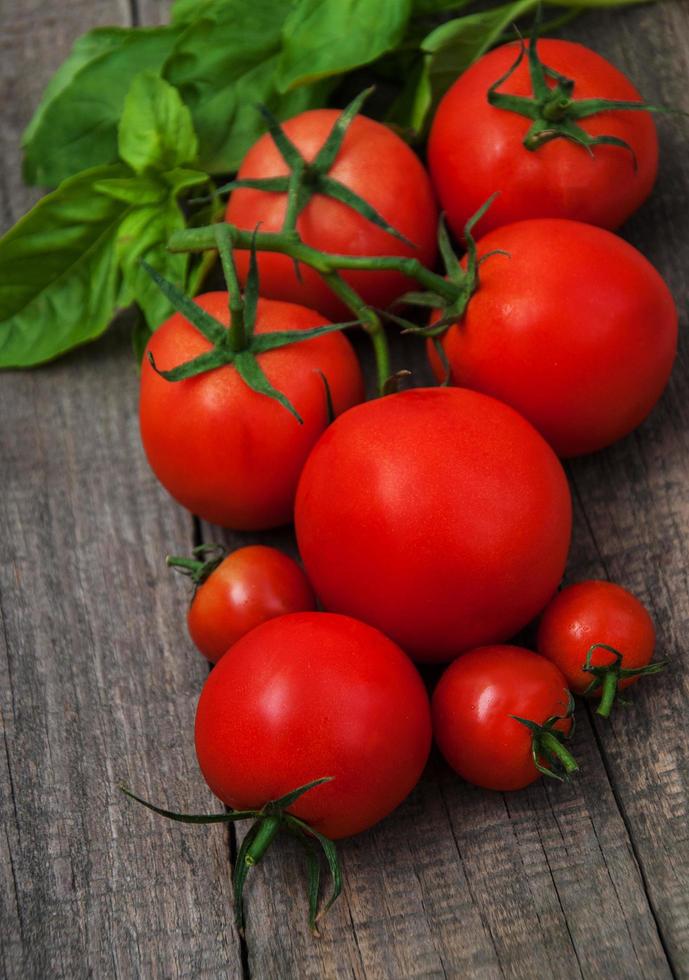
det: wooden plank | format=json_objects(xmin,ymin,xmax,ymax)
[
  {"xmin": 202, "ymin": 331, "xmax": 671, "ymax": 978},
  {"xmin": 0, "ymin": 2, "xmax": 242, "ymax": 977},
  {"xmin": 562, "ymin": 2, "xmax": 689, "ymax": 972}
]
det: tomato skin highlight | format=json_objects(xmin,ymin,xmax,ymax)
[
  {"xmin": 295, "ymin": 387, "xmax": 572, "ymax": 663},
  {"xmin": 428, "ymin": 39, "xmax": 658, "ymax": 239},
  {"xmin": 432, "ymin": 645, "xmax": 573, "ymax": 791},
  {"xmin": 187, "ymin": 545, "xmax": 316, "ymax": 664},
  {"xmin": 194, "ymin": 612, "xmax": 432, "ymax": 839},
  {"xmin": 226, "ymin": 110, "xmax": 438, "ymax": 320},
  {"xmin": 139, "ymin": 292, "xmax": 364, "ymax": 530},
  {"xmin": 537, "ymin": 580, "xmax": 656, "ymax": 696},
  {"xmin": 427, "ymin": 219, "xmax": 678, "ymax": 458}
]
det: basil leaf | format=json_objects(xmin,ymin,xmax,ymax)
[
  {"xmin": 0, "ymin": 165, "xmax": 130, "ymax": 367},
  {"xmin": 411, "ymin": 0, "xmax": 472, "ymax": 14},
  {"xmin": 21, "ymin": 28, "xmax": 131, "ymax": 152},
  {"xmin": 22, "ymin": 26, "xmax": 179, "ymax": 188},
  {"xmin": 116, "ymin": 167, "xmax": 208, "ymax": 331},
  {"xmin": 119, "ymin": 72, "xmax": 198, "ymax": 174},
  {"xmin": 387, "ymin": 59, "xmax": 433, "ymax": 136},
  {"xmin": 116, "ymin": 200, "xmax": 189, "ymax": 332},
  {"xmin": 277, "ymin": 0, "xmax": 413, "ymax": 93},
  {"xmin": 170, "ymin": 0, "xmax": 224, "ymax": 23},
  {"xmin": 422, "ymin": 0, "xmax": 538, "ymax": 102},
  {"xmin": 164, "ymin": 2, "xmax": 326, "ymax": 173}
]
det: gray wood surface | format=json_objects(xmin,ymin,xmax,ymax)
[{"xmin": 1, "ymin": 1, "xmax": 688, "ymax": 978}]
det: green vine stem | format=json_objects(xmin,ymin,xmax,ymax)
[{"xmin": 168, "ymin": 221, "xmax": 466, "ymax": 393}]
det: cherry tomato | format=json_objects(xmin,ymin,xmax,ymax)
[
  {"xmin": 139, "ymin": 292, "xmax": 364, "ymax": 529},
  {"xmin": 176, "ymin": 545, "xmax": 316, "ymax": 663},
  {"xmin": 194, "ymin": 612, "xmax": 432, "ymax": 839},
  {"xmin": 537, "ymin": 580, "xmax": 660, "ymax": 717},
  {"xmin": 295, "ymin": 387, "xmax": 571, "ymax": 663},
  {"xmin": 428, "ymin": 219, "xmax": 677, "ymax": 457},
  {"xmin": 226, "ymin": 109, "xmax": 438, "ymax": 320},
  {"xmin": 428, "ymin": 39, "xmax": 658, "ymax": 239},
  {"xmin": 432, "ymin": 645, "xmax": 575, "ymax": 791}
]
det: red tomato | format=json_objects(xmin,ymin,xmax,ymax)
[
  {"xmin": 186, "ymin": 546, "xmax": 316, "ymax": 663},
  {"xmin": 295, "ymin": 387, "xmax": 571, "ymax": 663},
  {"xmin": 139, "ymin": 292, "xmax": 364, "ymax": 529},
  {"xmin": 428, "ymin": 39, "xmax": 658, "ymax": 239},
  {"xmin": 226, "ymin": 110, "xmax": 438, "ymax": 320},
  {"xmin": 432, "ymin": 645, "xmax": 574, "ymax": 791},
  {"xmin": 537, "ymin": 580, "xmax": 657, "ymax": 700},
  {"xmin": 427, "ymin": 219, "xmax": 677, "ymax": 457},
  {"xmin": 194, "ymin": 612, "xmax": 432, "ymax": 839}
]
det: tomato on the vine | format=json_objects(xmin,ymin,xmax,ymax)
[
  {"xmin": 432, "ymin": 646, "xmax": 577, "ymax": 791},
  {"xmin": 139, "ymin": 292, "xmax": 364, "ymax": 530},
  {"xmin": 429, "ymin": 39, "xmax": 659, "ymax": 239},
  {"xmin": 295, "ymin": 387, "xmax": 572, "ymax": 663},
  {"xmin": 168, "ymin": 545, "xmax": 316, "ymax": 663},
  {"xmin": 427, "ymin": 219, "xmax": 677, "ymax": 457},
  {"xmin": 194, "ymin": 612, "xmax": 432, "ymax": 839},
  {"xmin": 226, "ymin": 109, "xmax": 438, "ymax": 320},
  {"xmin": 537, "ymin": 580, "xmax": 662, "ymax": 717}
]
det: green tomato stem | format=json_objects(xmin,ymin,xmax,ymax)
[
  {"xmin": 245, "ymin": 815, "xmax": 282, "ymax": 867},
  {"xmin": 596, "ymin": 670, "xmax": 620, "ymax": 719},
  {"xmin": 538, "ymin": 731, "xmax": 579, "ymax": 777}
]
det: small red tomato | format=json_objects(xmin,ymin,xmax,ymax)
[
  {"xmin": 537, "ymin": 580, "xmax": 662, "ymax": 717},
  {"xmin": 427, "ymin": 219, "xmax": 677, "ymax": 457},
  {"xmin": 169, "ymin": 545, "xmax": 316, "ymax": 663},
  {"xmin": 432, "ymin": 646, "xmax": 577, "ymax": 791},
  {"xmin": 139, "ymin": 292, "xmax": 364, "ymax": 530},
  {"xmin": 428, "ymin": 39, "xmax": 658, "ymax": 239},
  {"xmin": 195, "ymin": 612, "xmax": 432, "ymax": 839},
  {"xmin": 226, "ymin": 109, "xmax": 438, "ymax": 320}
]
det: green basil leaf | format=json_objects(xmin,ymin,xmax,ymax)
[
  {"xmin": 21, "ymin": 28, "xmax": 132, "ymax": 152},
  {"xmin": 0, "ymin": 165, "xmax": 130, "ymax": 367},
  {"xmin": 119, "ymin": 72, "xmax": 199, "ymax": 174},
  {"xmin": 164, "ymin": 3, "xmax": 327, "ymax": 173},
  {"xmin": 422, "ymin": 0, "xmax": 538, "ymax": 102},
  {"xmin": 411, "ymin": 0, "xmax": 472, "ymax": 14},
  {"xmin": 22, "ymin": 26, "xmax": 179, "ymax": 188},
  {"xmin": 386, "ymin": 58, "xmax": 433, "ymax": 136},
  {"xmin": 277, "ymin": 0, "xmax": 413, "ymax": 93},
  {"xmin": 95, "ymin": 175, "xmax": 168, "ymax": 205},
  {"xmin": 116, "ymin": 198, "xmax": 190, "ymax": 332},
  {"xmin": 170, "ymin": 0, "xmax": 225, "ymax": 24}
]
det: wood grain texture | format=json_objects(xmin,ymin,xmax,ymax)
[
  {"xmin": 0, "ymin": 2, "xmax": 241, "ymax": 977},
  {"xmin": 564, "ymin": 3, "xmax": 689, "ymax": 972}
]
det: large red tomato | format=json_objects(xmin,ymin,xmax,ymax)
[
  {"xmin": 432, "ymin": 645, "xmax": 574, "ymax": 791},
  {"xmin": 140, "ymin": 292, "xmax": 364, "ymax": 529},
  {"xmin": 226, "ymin": 109, "xmax": 438, "ymax": 320},
  {"xmin": 428, "ymin": 219, "xmax": 677, "ymax": 457},
  {"xmin": 194, "ymin": 612, "xmax": 432, "ymax": 839},
  {"xmin": 295, "ymin": 387, "xmax": 572, "ymax": 663},
  {"xmin": 429, "ymin": 39, "xmax": 658, "ymax": 239}
]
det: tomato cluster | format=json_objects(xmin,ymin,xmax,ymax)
[{"xmin": 131, "ymin": 34, "xmax": 672, "ymax": 932}]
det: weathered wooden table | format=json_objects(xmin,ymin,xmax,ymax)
[{"xmin": 2, "ymin": 1, "xmax": 689, "ymax": 977}]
